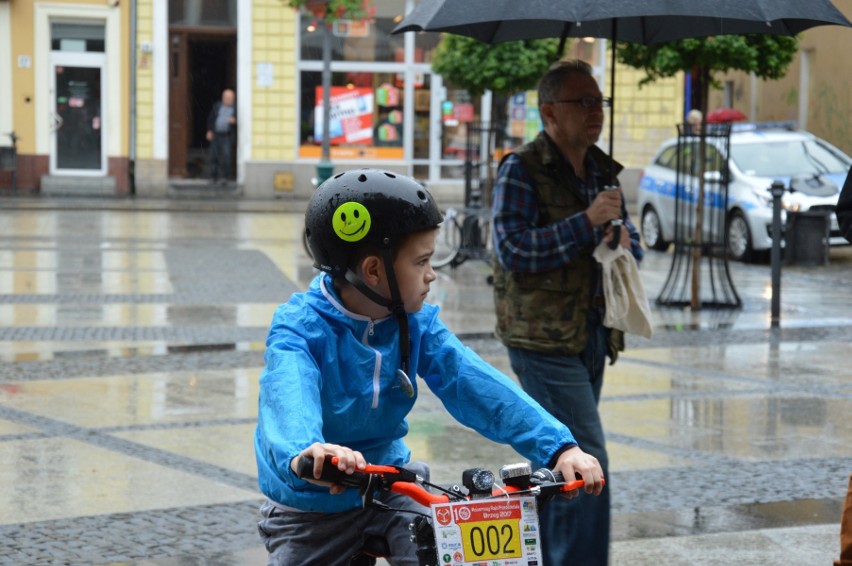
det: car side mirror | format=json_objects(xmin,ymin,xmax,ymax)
[{"xmin": 789, "ymin": 174, "xmax": 838, "ymax": 197}]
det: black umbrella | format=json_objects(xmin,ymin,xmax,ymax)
[
  {"xmin": 393, "ymin": 1, "xmax": 851, "ymax": 309},
  {"xmin": 392, "ymin": 1, "xmax": 852, "ymax": 45}
]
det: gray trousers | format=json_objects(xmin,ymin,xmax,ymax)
[{"xmin": 258, "ymin": 463, "xmax": 430, "ymax": 566}]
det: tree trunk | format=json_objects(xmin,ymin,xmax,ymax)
[{"xmin": 690, "ymin": 67, "xmax": 710, "ymax": 311}]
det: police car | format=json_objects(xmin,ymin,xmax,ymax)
[{"xmin": 637, "ymin": 123, "xmax": 851, "ymax": 262}]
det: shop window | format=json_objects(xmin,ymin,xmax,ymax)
[
  {"xmin": 439, "ymin": 87, "xmax": 482, "ymax": 169},
  {"xmin": 169, "ymin": 0, "xmax": 236, "ymax": 27},
  {"xmin": 412, "ymin": 20, "xmax": 439, "ymax": 62},
  {"xmin": 51, "ymin": 22, "xmax": 105, "ymax": 53},
  {"xmin": 412, "ymin": 74, "xmax": 431, "ymax": 160},
  {"xmin": 299, "ymin": 71, "xmax": 405, "ymax": 160},
  {"xmin": 300, "ymin": 14, "xmax": 405, "ymax": 63},
  {"xmin": 300, "ymin": 0, "xmax": 436, "ymax": 63}
]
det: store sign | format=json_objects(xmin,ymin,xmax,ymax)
[
  {"xmin": 454, "ymin": 103, "xmax": 474, "ymax": 123},
  {"xmin": 333, "ymin": 19, "xmax": 370, "ymax": 38},
  {"xmin": 314, "ymin": 86, "xmax": 374, "ymax": 145},
  {"xmin": 508, "ymin": 92, "xmax": 541, "ymax": 142}
]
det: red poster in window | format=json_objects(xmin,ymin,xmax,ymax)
[
  {"xmin": 314, "ymin": 87, "xmax": 374, "ymax": 145},
  {"xmin": 454, "ymin": 103, "xmax": 475, "ymax": 123}
]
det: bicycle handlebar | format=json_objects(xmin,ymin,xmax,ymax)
[{"xmin": 295, "ymin": 456, "xmax": 601, "ymax": 507}]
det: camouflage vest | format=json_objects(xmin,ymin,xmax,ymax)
[{"xmin": 492, "ymin": 132, "xmax": 625, "ymax": 359}]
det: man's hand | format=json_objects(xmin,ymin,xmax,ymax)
[
  {"xmin": 586, "ymin": 188, "xmax": 623, "ymax": 227},
  {"xmin": 553, "ymin": 446, "xmax": 605, "ymax": 499},
  {"xmin": 290, "ymin": 442, "xmax": 367, "ymax": 495},
  {"xmin": 206, "ymin": 130, "xmax": 214, "ymax": 142}
]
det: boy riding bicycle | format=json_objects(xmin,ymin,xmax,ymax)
[{"xmin": 254, "ymin": 169, "xmax": 604, "ymax": 565}]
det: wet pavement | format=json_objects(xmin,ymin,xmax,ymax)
[{"xmin": 0, "ymin": 195, "xmax": 850, "ymax": 565}]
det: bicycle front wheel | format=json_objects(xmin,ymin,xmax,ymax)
[{"xmin": 432, "ymin": 212, "xmax": 461, "ymax": 269}]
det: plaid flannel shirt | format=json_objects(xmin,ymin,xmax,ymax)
[{"xmin": 491, "ymin": 147, "xmax": 643, "ymax": 302}]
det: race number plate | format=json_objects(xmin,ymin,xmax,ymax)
[{"xmin": 430, "ymin": 496, "xmax": 542, "ymax": 565}]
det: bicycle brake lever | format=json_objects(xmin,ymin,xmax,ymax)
[
  {"xmin": 334, "ymin": 457, "xmax": 420, "ymax": 485},
  {"xmin": 531, "ymin": 468, "xmax": 606, "ymax": 492}
]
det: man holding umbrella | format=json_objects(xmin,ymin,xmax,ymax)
[{"xmin": 491, "ymin": 60, "xmax": 643, "ymax": 564}]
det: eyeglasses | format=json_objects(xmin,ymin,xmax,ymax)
[{"xmin": 550, "ymin": 96, "xmax": 613, "ymax": 109}]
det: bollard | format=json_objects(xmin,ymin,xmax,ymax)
[
  {"xmin": 769, "ymin": 181, "xmax": 786, "ymax": 328},
  {"xmin": 315, "ymin": 161, "xmax": 334, "ymax": 186}
]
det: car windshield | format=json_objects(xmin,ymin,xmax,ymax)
[{"xmin": 731, "ymin": 139, "xmax": 851, "ymax": 177}]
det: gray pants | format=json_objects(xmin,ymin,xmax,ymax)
[{"xmin": 258, "ymin": 463, "xmax": 430, "ymax": 566}]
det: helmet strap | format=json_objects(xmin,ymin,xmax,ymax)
[
  {"xmin": 381, "ymin": 246, "xmax": 411, "ymax": 377},
  {"xmin": 344, "ymin": 268, "xmax": 393, "ymax": 309}
]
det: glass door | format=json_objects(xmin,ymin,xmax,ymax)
[{"xmin": 51, "ymin": 52, "xmax": 106, "ymax": 175}]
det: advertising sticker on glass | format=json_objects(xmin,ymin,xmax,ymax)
[{"xmin": 314, "ymin": 86, "xmax": 374, "ymax": 145}]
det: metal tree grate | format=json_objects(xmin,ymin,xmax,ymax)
[{"xmin": 656, "ymin": 123, "xmax": 742, "ymax": 309}]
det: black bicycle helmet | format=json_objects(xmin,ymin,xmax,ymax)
[{"xmin": 305, "ymin": 168, "xmax": 442, "ymax": 277}]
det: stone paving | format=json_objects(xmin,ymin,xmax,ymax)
[{"xmin": 0, "ymin": 197, "xmax": 850, "ymax": 565}]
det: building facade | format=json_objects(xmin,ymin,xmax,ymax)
[
  {"xmin": 5, "ymin": 1, "xmax": 846, "ymax": 199},
  {"xmin": 708, "ymin": 0, "xmax": 852, "ymax": 156},
  {"xmin": 0, "ymin": 0, "xmax": 130, "ymax": 195}
]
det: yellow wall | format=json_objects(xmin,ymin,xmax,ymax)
[
  {"xmin": 251, "ymin": 0, "xmax": 299, "ymax": 161},
  {"xmin": 119, "ymin": 0, "xmax": 131, "ymax": 157},
  {"xmin": 9, "ymin": 0, "xmax": 36, "ymax": 155},
  {"xmin": 6, "ymin": 0, "xmax": 130, "ymax": 158},
  {"xmin": 135, "ymin": 0, "xmax": 154, "ymax": 161},
  {"xmin": 613, "ymin": 61, "xmax": 684, "ymax": 168}
]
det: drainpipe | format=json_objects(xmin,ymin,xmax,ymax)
[{"xmin": 129, "ymin": 0, "xmax": 137, "ymax": 194}]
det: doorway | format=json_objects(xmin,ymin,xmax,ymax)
[
  {"xmin": 50, "ymin": 52, "xmax": 106, "ymax": 175},
  {"xmin": 168, "ymin": 30, "xmax": 236, "ymax": 179}
]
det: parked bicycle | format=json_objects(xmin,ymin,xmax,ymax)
[
  {"xmin": 297, "ymin": 455, "xmax": 601, "ymax": 566},
  {"xmin": 432, "ymin": 206, "xmax": 493, "ymax": 269}
]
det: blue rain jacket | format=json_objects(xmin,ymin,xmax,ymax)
[{"xmin": 255, "ymin": 274, "xmax": 576, "ymax": 513}]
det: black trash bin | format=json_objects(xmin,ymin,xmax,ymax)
[{"xmin": 785, "ymin": 210, "xmax": 830, "ymax": 266}]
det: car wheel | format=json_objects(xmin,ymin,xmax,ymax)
[
  {"xmin": 641, "ymin": 206, "xmax": 669, "ymax": 251},
  {"xmin": 727, "ymin": 210, "xmax": 753, "ymax": 262}
]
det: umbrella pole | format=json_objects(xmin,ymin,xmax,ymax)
[
  {"xmin": 604, "ymin": 21, "xmax": 623, "ymax": 250},
  {"xmin": 608, "ymin": 20, "xmax": 617, "ymax": 186}
]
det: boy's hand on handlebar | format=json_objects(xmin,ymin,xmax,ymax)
[
  {"xmin": 554, "ymin": 446, "xmax": 605, "ymax": 498},
  {"xmin": 290, "ymin": 442, "xmax": 367, "ymax": 495}
]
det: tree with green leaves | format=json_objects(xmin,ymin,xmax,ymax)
[
  {"xmin": 431, "ymin": 34, "xmax": 562, "ymax": 199},
  {"xmin": 283, "ymin": 0, "xmax": 373, "ymax": 22},
  {"xmin": 617, "ymin": 35, "xmax": 799, "ymax": 310}
]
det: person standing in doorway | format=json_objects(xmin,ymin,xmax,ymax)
[
  {"xmin": 206, "ymin": 88, "xmax": 237, "ymax": 184},
  {"xmin": 491, "ymin": 60, "xmax": 644, "ymax": 565}
]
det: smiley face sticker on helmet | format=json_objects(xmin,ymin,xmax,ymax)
[{"xmin": 332, "ymin": 201, "xmax": 371, "ymax": 243}]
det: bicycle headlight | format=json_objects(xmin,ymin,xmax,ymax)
[{"xmin": 462, "ymin": 467, "xmax": 495, "ymax": 497}]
